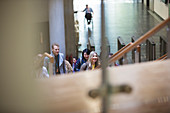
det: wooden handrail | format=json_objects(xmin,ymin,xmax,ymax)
[
  {"xmin": 110, "ymin": 42, "xmax": 133, "ymax": 59},
  {"xmin": 160, "ymin": 56, "xmax": 167, "ymax": 61},
  {"xmin": 156, "ymin": 53, "xmax": 167, "ymax": 61},
  {"xmin": 109, "ymin": 17, "xmax": 170, "ymax": 64},
  {"xmin": 161, "ymin": 56, "xmax": 168, "ymax": 61},
  {"xmin": 96, "ymin": 42, "xmax": 133, "ymax": 69},
  {"xmin": 43, "ymin": 52, "xmax": 54, "ymax": 63}
]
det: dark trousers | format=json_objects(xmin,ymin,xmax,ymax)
[{"xmin": 85, "ymin": 13, "xmax": 92, "ymax": 21}]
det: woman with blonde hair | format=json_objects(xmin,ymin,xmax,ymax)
[{"xmin": 80, "ymin": 51, "xmax": 100, "ymax": 71}]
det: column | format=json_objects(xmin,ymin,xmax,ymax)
[
  {"xmin": 64, "ymin": 0, "xmax": 76, "ymax": 57},
  {"xmin": 49, "ymin": 0, "xmax": 66, "ymax": 55},
  {"xmin": 49, "ymin": 0, "xmax": 76, "ymax": 57}
]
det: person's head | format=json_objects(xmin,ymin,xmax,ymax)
[
  {"xmin": 34, "ymin": 54, "xmax": 44, "ymax": 69},
  {"xmin": 73, "ymin": 57, "xmax": 77, "ymax": 63},
  {"xmin": 86, "ymin": 4, "xmax": 88, "ymax": 8},
  {"xmin": 88, "ymin": 51, "xmax": 99, "ymax": 65},
  {"xmin": 82, "ymin": 48, "xmax": 91, "ymax": 61},
  {"xmin": 52, "ymin": 43, "xmax": 60, "ymax": 56}
]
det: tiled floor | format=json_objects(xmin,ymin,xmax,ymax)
[{"xmin": 74, "ymin": 0, "xmax": 167, "ymax": 62}]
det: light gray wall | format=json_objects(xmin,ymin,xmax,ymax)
[
  {"xmin": 29, "ymin": 0, "xmax": 50, "ymax": 55},
  {"xmin": 143, "ymin": 0, "xmax": 169, "ymax": 20},
  {"xmin": 154, "ymin": 0, "xmax": 169, "ymax": 20},
  {"xmin": 144, "ymin": 0, "xmax": 147, "ymax": 6},
  {"xmin": 49, "ymin": 0, "xmax": 66, "ymax": 55},
  {"xmin": 64, "ymin": 0, "xmax": 76, "ymax": 57},
  {"xmin": 149, "ymin": 0, "xmax": 154, "ymax": 11}
]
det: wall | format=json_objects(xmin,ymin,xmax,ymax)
[
  {"xmin": 29, "ymin": 0, "xmax": 50, "ymax": 55},
  {"xmin": 154, "ymin": 0, "xmax": 169, "ymax": 20},
  {"xmin": 144, "ymin": 0, "xmax": 147, "ymax": 6},
  {"xmin": 63, "ymin": 0, "xmax": 76, "ymax": 57},
  {"xmin": 36, "ymin": 22, "xmax": 50, "ymax": 54},
  {"xmin": 49, "ymin": 0, "xmax": 66, "ymax": 55},
  {"xmin": 49, "ymin": 0, "xmax": 76, "ymax": 57},
  {"xmin": 0, "ymin": 0, "xmax": 48, "ymax": 112},
  {"xmin": 149, "ymin": 0, "xmax": 154, "ymax": 11}
]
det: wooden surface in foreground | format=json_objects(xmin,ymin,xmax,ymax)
[{"xmin": 37, "ymin": 59, "xmax": 170, "ymax": 113}]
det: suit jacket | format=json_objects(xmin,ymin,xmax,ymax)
[{"xmin": 44, "ymin": 52, "xmax": 66, "ymax": 75}]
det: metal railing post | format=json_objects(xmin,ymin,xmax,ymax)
[
  {"xmin": 135, "ymin": 45, "xmax": 141, "ymax": 63},
  {"xmin": 132, "ymin": 36, "xmax": 141, "ymax": 63},
  {"xmin": 151, "ymin": 43, "xmax": 156, "ymax": 60},
  {"xmin": 160, "ymin": 36, "xmax": 167, "ymax": 57},
  {"xmin": 123, "ymin": 53, "xmax": 128, "ymax": 65},
  {"xmin": 146, "ymin": 38, "xmax": 156, "ymax": 61},
  {"xmin": 117, "ymin": 37, "xmax": 126, "ymax": 65}
]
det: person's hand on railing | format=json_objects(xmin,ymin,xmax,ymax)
[
  {"xmin": 74, "ymin": 11, "xmax": 78, "ymax": 13},
  {"xmin": 74, "ymin": 11, "xmax": 84, "ymax": 13}
]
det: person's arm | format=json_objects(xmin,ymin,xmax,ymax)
[
  {"xmin": 44, "ymin": 56, "xmax": 49, "ymax": 73},
  {"xmin": 42, "ymin": 66, "xmax": 49, "ymax": 78},
  {"xmin": 62, "ymin": 55, "xmax": 66, "ymax": 73},
  {"xmin": 90, "ymin": 8, "xmax": 94, "ymax": 14},
  {"xmin": 82, "ymin": 8, "xmax": 86, "ymax": 12},
  {"xmin": 75, "ymin": 58, "xmax": 81, "ymax": 71},
  {"xmin": 80, "ymin": 63, "xmax": 87, "ymax": 71},
  {"xmin": 63, "ymin": 60, "xmax": 66, "ymax": 73},
  {"xmin": 68, "ymin": 62, "xmax": 73, "ymax": 72}
]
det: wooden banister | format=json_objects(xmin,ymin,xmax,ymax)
[
  {"xmin": 156, "ymin": 53, "xmax": 167, "ymax": 61},
  {"xmin": 43, "ymin": 52, "xmax": 54, "ymax": 63},
  {"xmin": 95, "ymin": 42, "xmax": 133, "ymax": 69},
  {"xmin": 160, "ymin": 56, "xmax": 167, "ymax": 61},
  {"xmin": 109, "ymin": 17, "xmax": 170, "ymax": 64},
  {"xmin": 110, "ymin": 42, "xmax": 133, "ymax": 59}
]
